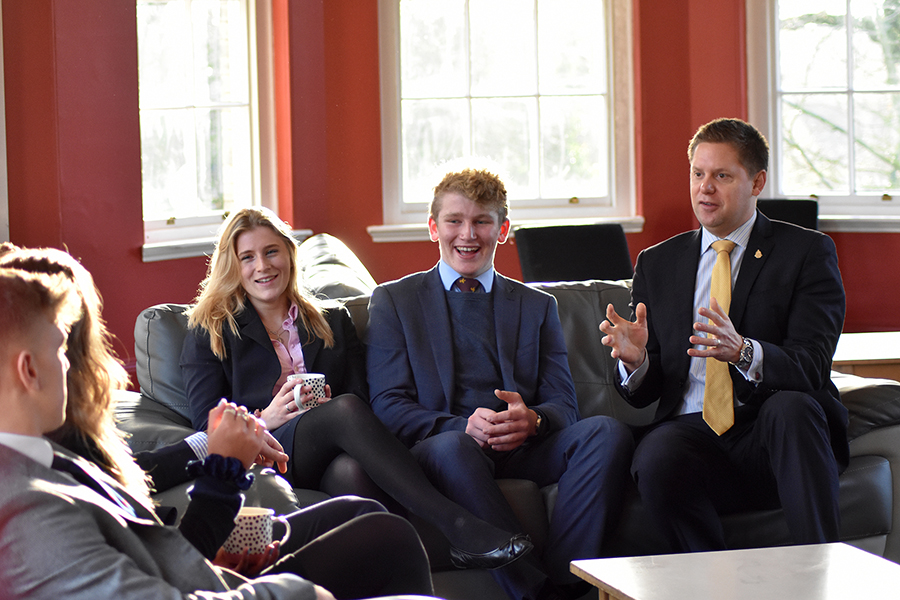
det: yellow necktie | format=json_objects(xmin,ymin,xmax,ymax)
[{"xmin": 703, "ymin": 239, "xmax": 737, "ymax": 435}]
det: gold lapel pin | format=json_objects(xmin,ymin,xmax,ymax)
[{"xmin": 754, "ymin": 249, "xmax": 762, "ymax": 259}]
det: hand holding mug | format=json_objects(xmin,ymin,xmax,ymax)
[
  {"xmin": 287, "ymin": 373, "xmax": 328, "ymax": 412},
  {"xmin": 220, "ymin": 507, "xmax": 291, "ymax": 568}
]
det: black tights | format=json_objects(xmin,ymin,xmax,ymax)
[
  {"xmin": 267, "ymin": 498, "xmax": 433, "ymax": 599},
  {"xmin": 289, "ymin": 394, "xmax": 517, "ymax": 554}
]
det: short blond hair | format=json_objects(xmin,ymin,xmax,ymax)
[{"xmin": 430, "ymin": 168, "xmax": 509, "ymax": 223}]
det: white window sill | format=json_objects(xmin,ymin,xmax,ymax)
[
  {"xmin": 142, "ymin": 229, "xmax": 313, "ymax": 262},
  {"xmin": 367, "ymin": 216, "xmax": 646, "ymax": 243},
  {"xmin": 818, "ymin": 215, "xmax": 900, "ymax": 233}
]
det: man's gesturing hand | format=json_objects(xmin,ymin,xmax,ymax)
[{"xmin": 599, "ymin": 302, "xmax": 649, "ymax": 374}]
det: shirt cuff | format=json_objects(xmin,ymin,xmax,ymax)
[
  {"xmin": 618, "ymin": 351, "xmax": 649, "ymax": 391},
  {"xmin": 184, "ymin": 431, "xmax": 209, "ymax": 459}
]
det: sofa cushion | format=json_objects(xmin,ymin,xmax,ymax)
[
  {"xmin": 297, "ymin": 233, "xmax": 378, "ymax": 299},
  {"xmin": 134, "ymin": 303, "xmax": 192, "ymax": 420},
  {"xmin": 531, "ymin": 279, "xmax": 658, "ymax": 426}
]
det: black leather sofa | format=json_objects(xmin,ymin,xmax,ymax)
[{"xmin": 116, "ymin": 234, "xmax": 900, "ymax": 600}]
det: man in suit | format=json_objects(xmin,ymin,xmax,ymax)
[
  {"xmin": 0, "ymin": 267, "xmax": 434, "ymax": 600},
  {"xmin": 600, "ymin": 118, "xmax": 847, "ymax": 552},
  {"xmin": 366, "ymin": 168, "xmax": 634, "ymax": 600}
]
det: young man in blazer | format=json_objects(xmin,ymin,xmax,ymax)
[
  {"xmin": 366, "ymin": 168, "xmax": 635, "ymax": 600},
  {"xmin": 600, "ymin": 118, "xmax": 847, "ymax": 552}
]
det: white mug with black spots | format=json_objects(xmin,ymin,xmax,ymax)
[
  {"xmin": 289, "ymin": 373, "xmax": 326, "ymax": 411},
  {"xmin": 222, "ymin": 507, "xmax": 291, "ymax": 557}
]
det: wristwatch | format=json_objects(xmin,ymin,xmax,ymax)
[
  {"xmin": 731, "ymin": 337, "xmax": 754, "ymax": 370},
  {"xmin": 532, "ymin": 412, "xmax": 543, "ymax": 437}
]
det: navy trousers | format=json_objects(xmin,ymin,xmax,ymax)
[
  {"xmin": 411, "ymin": 416, "xmax": 634, "ymax": 600},
  {"xmin": 631, "ymin": 391, "xmax": 841, "ymax": 553}
]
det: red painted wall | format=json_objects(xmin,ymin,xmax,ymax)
[{"xmin": 2, "ymin": 0, "xmax": 895, "ymax": 386}]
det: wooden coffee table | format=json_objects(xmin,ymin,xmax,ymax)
[{"xmin": 571, "ymin": 543, "xmax": 900, "ymax": 600}]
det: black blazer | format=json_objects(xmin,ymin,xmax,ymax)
[
  {"xmin": 180, "ymin": 301, "xmax": 368, "ymax": 454},
  {"xmin": 617, "ymin": 212, "xmax": 849, "ymax": 468}
]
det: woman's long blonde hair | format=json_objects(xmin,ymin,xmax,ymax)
[
  {"xmin": 186, "ymin": 207, "xmax": 333, "ymax": 359},
  {"xmin": 0, "ymin": 246, "xmax": 153, "ymax": 507}
]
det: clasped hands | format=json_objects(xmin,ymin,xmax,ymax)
[
  {"xmin": 207, "ymin": 399, "xmax": 288, "ymax": 474},
  {"xmin": 599, "ymin": 297, "xmax": 743, "ymax": 369},
  {"xmin": 466, "ymin": 390, "xmax": 540, "ymax": 452}
]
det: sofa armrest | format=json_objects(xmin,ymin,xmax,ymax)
[
  {"xmin": 113, "ymin": 389, "xmax": 194, "ymax": 452},
  {"xmin": 833, "ymin": 371, "xmax": 900, "ymax": 441}
]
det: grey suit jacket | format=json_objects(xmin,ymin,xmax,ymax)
[{"xmin": 0, "ymin": 442, "xmax": 314, "ymax": 600}]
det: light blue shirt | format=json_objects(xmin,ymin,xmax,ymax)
[
  {"xmin": 621, "ymin": 213, "xmax": 764, "ymax": 415},
  {"xmin": 438, "ymin": 260, "xmax": 495, "ymax": 293}
]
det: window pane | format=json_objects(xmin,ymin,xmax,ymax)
[
  {"xmin": 388, "ymin": 0, "xmax": 617, "ymax": 219},
  {"xmin": 137, "ymin": 1, "xmax": 193, "ymax": 109},
  {"xmin": 469, "ymin": 0, "xmax": 537, "ymax": 97},
  {"xmin": 854, "ymin": 92, "xmax": 900, "ymax": 192},
  {"xmin": 538, "ymin": 0, "xmax": 607, "ymax": 95},
  {"xmin": 851, "ymin": 0, "xmax": 900, "ymax": 91},
  {"xmin": 401, "ymin": 99, "xmax": 470, "ymax": 204},
  {"xmin": 400, "ymin": 0, "xmax": 468, "ymax": 99},
  {"xmin": 540, "ymin": 95, "xmax": 608, "ymax": 200},
  {"xmin": 138, "ymin": 0, "xmax": 255, "ymax": 226},
  {"xmin": 777, "ymin": 2, "xmax": 847, "ymax": 90},
  {"xmin": 779, "ymin": 93, "xmax": 849, "ymax": 195},
  {"xmin": 472, "ymin": 98, "xmax": 539, "ymax": 198},
  {"xmin": 192, "ymin": 0, "xmax": 250, "ymax": 104},
  {"xmin": 140, "ymin": 108, "xmax": 199, "ymax": 220},
  {"xmin": 195, "ymin": 107, "xmax": 253, "ymax": 213}
]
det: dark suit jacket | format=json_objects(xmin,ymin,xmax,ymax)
[
  {"xmin": 618, "ymin": 211, "xmax": 849, "ymax": 468},
  {"xmin": 366, "ymin": 266, "xmax": 579, "ymax": 447},
  {"xmin": 0, "ymin": 442, "xmax": 312, "ymax": 600},
  {"xmin": 180, "ymin": 302, "xmax": 368, "ymax": 439}
]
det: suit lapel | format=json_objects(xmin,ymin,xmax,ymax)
[
  {"xmin": 418, "ymin": 268, "xmax": 456, "ymax": 403},
  {"xmin": 237, "ymin": 302, "xmax": 276, "ymax": 356},
  {"xmin": 492, "ymin": 273, "xmax": 521, "ymax": 391},
  {"xmin": 300, "ymin": 319, "xmax": 324, "ymax": 369},
  {"xmin": 730, "ymin": 212, "xmax": 774, "ymax": 330}
]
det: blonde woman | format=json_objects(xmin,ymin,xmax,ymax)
[{"xmin": 181, "ymin": 207, "xmax": 532, "ymax": 570}]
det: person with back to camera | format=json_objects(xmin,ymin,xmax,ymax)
[
  {"xmin": 0, "ymin": 267, "xmax": 343, "ymax": 599},
  {"xmin": 365, "ymin": 168, "xmax": 636, "ymax": 600},
  {"xmin": 600, "ymin": 118, "xmax": 847, "ymax": 553},
  {"xmin": 0, "ymin": 244, "xmax": 436, "ymax": 599},
  {"xmin": 180, "ymin": 206, "xmax": 533, "ymax": 571}
]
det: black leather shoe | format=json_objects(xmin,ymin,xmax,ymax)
[{"xmin": 449, "ymin": 534, "xmax": 533, "ymax": 570}]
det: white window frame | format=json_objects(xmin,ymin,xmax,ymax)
[
  {"xmin": 139, "ymin": 0, "xmax": 284, "ymax": 261},
  {"xmin": 369, "ymin": 0, "xmax": 640, "ymax": 242},
  {"xmin": 747, "ymin": 0, "xmax": 900, "ymax": 233}
]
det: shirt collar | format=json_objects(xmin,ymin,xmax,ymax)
[
  {"xmin": 284, "ymin": 302, "xmax": 299, "ymax": 328},
  {"xmin": 0, "ymin": 433, "xmax": 54, "ymax": 468},
  {"xmin": 437, "ymin": 260, "xmax": 495, "ymax": 292},
  {"xmin": 701, "ymin": 211, "xmax": 756, "ymax": 253}
]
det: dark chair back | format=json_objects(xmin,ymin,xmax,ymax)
[
  {"xmin": 514, "ymin": 223, "xmax": 633, "ymax": 283},
  {"xmin": 757, "ymin": 199, "xmax": 818, "ymax": 230}
]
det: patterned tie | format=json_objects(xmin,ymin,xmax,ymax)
[
  {"xmin": 455, "ymin": 276, "xmax": 483, "ymax": 293},
  {"xmin": 703, "ymin": 239, "xmax": 737, "ymax": 435}
]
